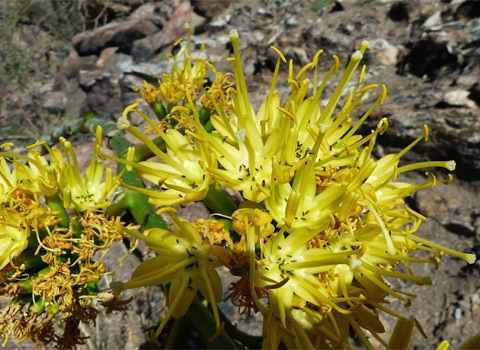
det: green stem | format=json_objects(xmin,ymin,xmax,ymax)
[
  {"xmin": 203, "ymin": 184, "xmax": 237, "ymax": 216},
  {"xmin": 165, "ymin": 317, "xmax": 192, "ymax": 349},
  {"xmin": 45, "ymin": 194, "xmax": 69, "ymax": 227},
  {"xmin": 150, "ymin": 100, "xmax": 168, "ymax": 121},
  {"xmin": 218, "ymin": 307, "xmax": 262, "ymax": 349},
  {"xmin": 133, "ymin": 136, "xmax": 166, "ymax": 162},
  {"xmin": 107, "ymin": 190, "xmax": 168, "ymax": 230},
  {"xmin": 186, "ymin": 296, "xmax": 239, "ymax": 349}
]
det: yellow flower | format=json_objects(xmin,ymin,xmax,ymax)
[
  {"xmin": 0, "ymin": 209, "xmax": 30, "ymax": 270},
  {"xmin": 110, "ymin": 208, "xmax": 230, "ymax": 341},
  {"xmin": 155, "ymin": 24, "xmax": 208, "ymax": 105},
  {"xmin": 159, "ymin": 74, "xmax": 185, "ymax": 105},
  {"xmin": 1, "ymin": 128, "xmax": 120, "ymax": 212},
  {"xmin": 0, "ymin": 142, "xmax": 57, "ymax": 197},
  {"xmin": 44, "ymin": 127, "xmax": 121, "ymax": 211},
  {"xmin": 199, "ymin": 71, "xmax": 233, "ymax": 111},
  {"xmin": 230, "ymin": 189, "xmax": 474, "ymax": 349},
  {"xmin": 203, "ymin": 34, "xmax": 374, "ymax": 204},
  {"xmin": 170, "ymin": 25, "xmax": 208, "ymax": 99},
  {"xmin": 137, "ymin": 81, "xmax": 159, "ymax": 104},
  {"xmin": 204, "ymin": 30, "xmax": 303, "ymax": 202},
  {"xmin": 104, "ymin": 102, "xmax": 215, "ymax": 205}
]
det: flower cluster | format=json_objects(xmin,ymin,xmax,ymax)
[
  {"xmin": 1, "ymin": 26, "xmax": 476, "ymax": 350},
  {"xmin": 109, "ymin": 29, "xmax": 475, "ymax": 349},
  {"xmin": 0, "ymin": 128, "xmax": 131, "ymax": 349}
]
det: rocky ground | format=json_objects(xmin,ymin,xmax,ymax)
[{"xmin": 1, "ymin": 0, "xmax": 479, "ymax": 349}]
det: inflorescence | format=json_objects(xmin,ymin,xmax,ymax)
[{"xmin": 1, "ymin": 25, "xmax": 477, "ymax": 349}]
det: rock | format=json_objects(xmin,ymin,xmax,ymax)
[
  {"xmin": 130, "ymin": 30, "xmax": 172, "ymax": 61},
  {"xmin": 455, "ymin": 0, "xmax": 480, "ymax": 21},
  {"xmin": 387, "ymin": 1, "xmax": 410, "ymax": 22},
  {"xmin": 54, "ymin": 56, "xmax": 98, "ymax": 89},
  {"xmin": 368, "ymin": 38, "xmax": 399, "ymax": 65},
  {"xmin": 128, "ymin": 2, "xmax": 165, "ymax": 26},
  {"xmin": 85, "ymin": 79, "xmax": 112, "ymax": 110},
  {"xmin": 71, "ymin": 18, "xmax": 160, "ymax": 56},
  {"xmin": 385, "ymin": 107, "xmax": 480, "ymax": 179},
  {"xmin": 422, "ymin": 11, "xmax": 443, "ymax": 30},
  {"xmin": 192, "ymin": 0, "xmax": 233, "ymax": 20},
  {"xmin": 120, "ymin": 74, "xmax": 145, "ymax": 92},
  {"xmin": 96, "ymin": 49, "xmax": 134, "ymax": 79},
  {"xmin": 286, "ymin": 16, "xmax": 300, "ymax": 28},
  {"xmin": 468, "ymin": 82, "xmax": 480, "ymax": 107},
  {"xmin": 442, "ymin": 89, "xmax": 478, "ymax": 108},
  {"xmin": 445, "ymin": 222, "xmax": 476, "ymax": 238},
  {"xmin": 131, "ymin": 0, "xmax": 205, "ymax": 60},
  {"xmin": 64, "ymin": 89, "xmax": 88, "ymax": 122},
  {"xmin": 79, "ymin": 70, "xmax": 98, "ymax": 89},
  {"xmin": 413, "ymin": 179, "xmax": 480, "ymax": 242},
  {"xmin": 129, "ymin": 61, "xmax": 171, "ymax": 79},
  {"xmin": 210, "ymin": 18, "xmax": 227, "ymax": 33},
  {"xmin": 397, "ymin": 35, "xmax": 458, "ymax": 80},
  {"xmin": 42, "ymin": 91, "xmax": 68, "ymax": 113},
  {"xmin": 83, "ymin": 0, "xmax": 138, "ymax": 24}
]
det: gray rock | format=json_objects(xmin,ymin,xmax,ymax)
[
  {"xmin": 210, "ymin": 18, "xmax": 227, "ymax": 33},
  {"xmin": 369, "ymin": 38, "xmax": 400, "ymax": 65},
  {"xmin": 42, "ymin": 90, "xmax": 68, "ymax": 113},
  {"xmin": 71, "ymin": 19, "xmax": 160, "ymax": 56},
  {"xmin": 131, "ymin": 0, "xmax": 205, "ymax": 60},
  {"xmin": 54, "ymin": 56, "xmax": 98, "ymax": 90}
]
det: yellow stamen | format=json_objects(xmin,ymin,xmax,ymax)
[
  {"xmin": 270, "ymin": 45, "xmax": 286, "ymax": 63},
  {"xmin": 381, "ymin": 84, "xmax": 388, "ymax": 104},
  {"xmin": 277, "ymin": 106, "xmax": 295, "ymax": 122},
  {"xmin": 296, "ymin": 62, "xmax": 314, "ymax": 80},
  {"xmin": 409, "ymin": 234, "xmax": 476, "ymax": 264}
]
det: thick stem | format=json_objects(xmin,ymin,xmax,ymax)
[
  {"xmin": 218, "ymin": 306, "xmax": 262, "ymax": 349},
  {"xmin": 203, "ymin": 184, "xmax": 237, "ymax": 216},
  {"xmin": 45, "ymin": 194, "xmax": 69, "ymax": 227},
  {"xmin": 186, "ymin": 296, "xmax": 238, "ymax": 349},
  {"xmin": 165, "ymin": 317, "xmax": 191, "ymax": 349}
]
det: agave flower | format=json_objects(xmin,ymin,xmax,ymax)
[
  {"xmin": 202, "ymin": 30, "xmax": 311, "ymax": 202},
  {"xmin": 167, "ymin": 24, "xmax": 208, "ymax": 101},
  {"xmin": 35, "ymin": 126, "xmax": 122, "ymax": 212},
  {"xmin": 0, "ymin": 142, "xmax": 57, "ymax": 198},
  {"xmin": 0, "ymin": 209, "xmax": 30, "ymax": 270},
  {"xmin": 235, "ymin": 201, "xmax": 475, "ymax": 349},
  {"xmin": 110, "ymin": 208, "xmax": 231, "ymax": 341},
  {"xmin": 1, "ymin": 127, "xmax": 121, "ymax": 212},
  {"xmin": 102, "ymin": 102, "xmax": 216, "ymax": 205}
]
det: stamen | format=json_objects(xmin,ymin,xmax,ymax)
[
  {"xmin": 296, "ymin": 62, "xmax": 314, "ymax": 80},
  {"xmin": 270, "ymin": 45, "xmax": 286, "ymax": 63},
  {"xmin": 397, "ymin": 160, "xmax": 456, "ymax": 174},
  {"xmin": 409, "ymin": 234, "xmax": 476, "ymax": 264}
]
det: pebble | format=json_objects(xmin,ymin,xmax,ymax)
[
  {"xmin": 444, "ymin": 90, "xmax": 478, "ymax": 108},
  {"xmin": 210, "ymin": 18, "xmax": 227, "ymax": 32},
  {"xmin": 454, "ymin": 308, "xmax": 462, "ymax": 319},
  {"xmin": 369, "ymin": 38, "xmax": 399, "ymax": 65},
  {"xmin": 423, "ymin": 11, "xmax": 443, "ymax": 30}
]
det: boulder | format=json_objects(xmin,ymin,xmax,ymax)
[{"xmin": 71, "ymin": 18, "xmax": 160, "ymax": 56}]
